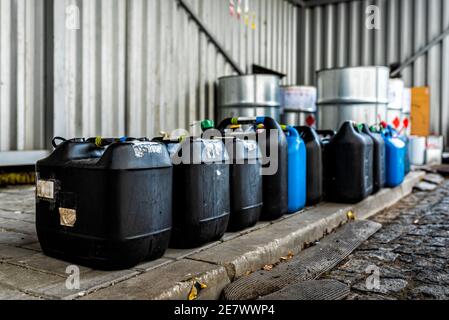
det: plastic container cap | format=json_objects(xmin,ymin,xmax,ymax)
[{"xmin": 201, "ymin": 120, "xmax": 215, "ymax": 131}]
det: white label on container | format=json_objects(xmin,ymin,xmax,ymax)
[
  {"xmin": 243, "ymin": 140, "xmax": 257, "ymax": 152},
  {"xmin": 59, "ymin": 208, "xmax": 77, "ymax": 227},
  {"xmin": 132, "ymin": 142, "xmax": 163, "ymax": 158},
  {"xmin": 282, "ymin": 86, "xmax": 317, "ymax": 111},
  {"xmin": 36, "ymin": 180, "xmax": 54, "ymax": 200},
  {"xmin": 204, "ymin": 141, "xmax": 223, "ymax": 160}
]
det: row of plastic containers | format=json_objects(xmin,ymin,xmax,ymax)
[
  {"xmin": 35, "ymin": 117, "xmax": 408, "ymax": 270},
  {"xmin": 319, "ymin": 121, "xmax": 408, "ymax": 204}
]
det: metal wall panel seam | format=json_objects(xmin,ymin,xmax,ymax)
[
  {"xmin": 441, "ymin": 0, "xmax": 449, "ymax": 145},
  {"xmin": 413, "ymin": 0, "xmax": 427, "ymax": 86},
  {"xmin": 427, "ymin": 0, "xmax": 442, "ymax": 134},
  {"xmin": 0, "ymin": 0, "xmax": 12, "ymax": 150},
  {"xmin": 374, "ymin": 0, "xmax": 386, "ymax": 66},
  {"xmin": 400, "ymin": 0, "xmax": 413, "ymax": 85}
]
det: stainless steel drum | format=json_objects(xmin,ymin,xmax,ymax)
[
  {"xmin": 280, "ymin": 86, "xmax": 317, "ymax": 128},
  {"xmin": 317, "ymin": 66, "xmax": 390, "ymax": 130},
  {"xmin": 402, "ymin": 88, "xmax": 412, "ymax": 135},
  {"xmin": 319, "ymin": 103, "xmax": 388, "ymax": 130},
  {"xmin": 387, "ymin": 79, "xmax": 406, "ymax": 130},
  {"xmin": 216, "ymin": 74, "xmax": 281, "ymax": 123},
  {"xmin": 282, "ymin": 111, "xmax": 317, "ymax": 128}
]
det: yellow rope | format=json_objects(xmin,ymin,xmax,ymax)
[{"xmin": 0, "ymin": 172, "xmax": 36, "ymax": 187}]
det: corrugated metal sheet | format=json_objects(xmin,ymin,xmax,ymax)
[
  {"xmin": 52, "ymin": 0, "xmax": 299, "ymax": 139},
  {"xmin": 0, "ymin": 0, "xmax": 45, "ymax": 152},
  {"xmin": 5, "ymin": 0, "xmax": 449, "ymax": 155},
  {"xmin": 298, "ymin": 0, "xmax": 449, "ymax": 145}
]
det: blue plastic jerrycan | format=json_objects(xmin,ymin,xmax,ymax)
[
  {"xmin": 398, "ymin": 133, "xmax": 411, "ymax": 175},
  {"xmin": 382, "ymin": 128, "xmax": 406, "ymax": 188},
  {"xmin": 386, "ymin": 125, "xmax": 410, "ymax": 176},
  {"xmin": 283, "ymin": 126, "xmax": 307, "ymax": 213}
]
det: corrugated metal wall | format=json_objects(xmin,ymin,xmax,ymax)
[
  {"xmin": 298, "ymin": 0, "xmax": 449, "ymax": 142},
  {"xmin": 3, "ymin": 0, "xmax": 449, "ymax": 156},
  {"xmin": 53, "ymin": 0, "xmax": 298, "ymax": 139},
  {"xmin": 0, "ymin": 0, "xmax": 45, "ymax": 152}
]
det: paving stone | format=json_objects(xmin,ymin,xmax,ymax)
[
  {"xmin": 352, "ymin": 278, "xmax": 409, "ymax": 295},
  {"xmin": 411, "ymin": 285, "xmax": 449, "ymax": 300},
  {"xmin": 163, "ymin": 241, "xmax": 222, "ymax": 260},
  {"xmin": 8, "ymin": 253, "xmax": 91, "ymax": 277},
  {"xmin": 221, "ymin": 221, "xmax": 271, "ymax": 242},
  {"xmin": 414, "ymin": 181, "xmax": 438, "ymax": 192},
  {"xmin": 356, "ymin": 250, "xmax": 400, "ymax": 263},
  {"xmin": 0, "ymin": 217, "xmax": 36, "ymax": 235},
  {"xmin": 0, "ymin": 283, "xmax": 42, "ymax": 300},
  {"xmin": 0, "ymin": 209, "xmax": 35, "ymax": 223},
  {"xmin": 347, "ymin": 292, "xmax": 397, "ymax": 300},
  {"xmin": 415, "ymin": 271, "xmax": 449, "ymax": 286},
  {"xmin": 19, "ymin": 241, "xmax": 42, "ymax": 252},
  {"xmin": 0, "ymin": 245, "xmax": 37, "ymax": 261},
  {"xmin": 133, "ymin": 258, "xmax": 174, "ymax": 272},
  {"xmin": 423, "ymin": 174, "xmax": 445, "ymax": 185},
  {"xmin": 0, "ymin": 230, "xmax": 37, "ymax": 246},
  {"xmin": 30, "ymin": 268, "xmax": 139, "ymax": 299},
  {"xmin": 0, "ymin": 198, "xmax": 35, "ymax": 213},
  {"xmin": 0, "ymin": 263, "xmax": 63, "ymax": 295},
  {"xmin": 81, "ymin": 259, "xmax": 230, "ymax": 300}
]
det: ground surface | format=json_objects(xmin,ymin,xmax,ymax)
[
  {"xmin": 0, "ymin": 174, "xmax": 444, "ymax": 300},
  {"xmin": 321, "ymin": 179, "xmax": 449, "ymax": 300}
]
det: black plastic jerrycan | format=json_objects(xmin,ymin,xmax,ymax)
[
  {"xmin": 294, "ymin": 126, "xmax": 323, "ymax": 206},
  {"xmin": 218, "ymin": 117, "xmax": 288, "ymax": 221},
  {"xmin": 36, "ymin": 137, "xmax": 173, "ymax": 270},
  {"xmin": 326, "ymin": 122, "xmax": 374, "ymax": 203},
  {"xmin": 355, "ymin": 125, "xmax": 374, "ymax": 196},
  {"xmin": 215, "ymin": 121, "xmax": 263, "ymax": 232},
  {"xmin": 316, "ymin": 130, "xmax": 335, "ymax": 201},
  {"xmin": 157, "ymin": 136, "xmax": 230, "ymax": 248},
  {"xmin": 361, "ymin": 124, "xmax": 386, "ymax": 193}
]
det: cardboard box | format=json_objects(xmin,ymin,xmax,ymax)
[{"xmin": 411, "ymin": 87, "xmax": 430, "ymax": 136}]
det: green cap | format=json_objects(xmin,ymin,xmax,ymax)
[{"xmin": 201, "ymin": 119, "xmax": 215, "ymax": 131}]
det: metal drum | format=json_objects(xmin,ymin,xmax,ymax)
[
  {"xmin": 319, "ymin": 103, "xmax": 387, "ymax": 131},
  {"xmin": 280, "ymin": 86, "xmax": 317, "ymax": 128},
  {"xmin": 387, "ymin": 78, "xmax": 405, "ymax": 130},
  {"xmin": 401, "ymin": 87, "xmax": 412, "ymax": 136},
  {"xmin": 317, "ymin": 66, "xmax": 389, "ymax": 130},
  {"xmin": 216, "ymin": 74, "xmax": 281, "ymax": 123}
]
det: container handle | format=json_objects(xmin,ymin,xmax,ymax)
[
  {"xmin": 51, "ymin": 137, "xmax": 67, "ymax": 148},
  {"xmin": 217, "ymin": 116, "xmax": 282, "ymax": 132},
  {"xmin": 316, "ymin": 130, "xmax": 336, "ymax": 138},
  {"xmin": 281, "ymin": 125, "xmax": 300, "ymax": 138}
]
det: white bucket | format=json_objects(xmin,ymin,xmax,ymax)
[{"xmin": 409, "ymin": 136, "xmax": 426, "ymax": 166}]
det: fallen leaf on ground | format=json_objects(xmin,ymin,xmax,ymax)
[
  {"xmin": 347, "ymin": 211, "xmax": 356, "ymax": 220},
  {"xmin": 280, "ymin": 251, "xmax": 294, "ymax": 262},
  {"xmin": 187, "ymin": 278, "xmax": 207, "ymax": 300},
  {"xmin": 262, "ymin": 265, "xmax": 273, "ymax": 271}
]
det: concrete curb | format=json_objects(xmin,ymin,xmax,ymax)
[
  {"xmin": 354, "ymin": 171, "xmax": 425, "ymax": 220},
  {"xmin": 80, "ymin": 171, "xmax": 425, "ymax": 300}
]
